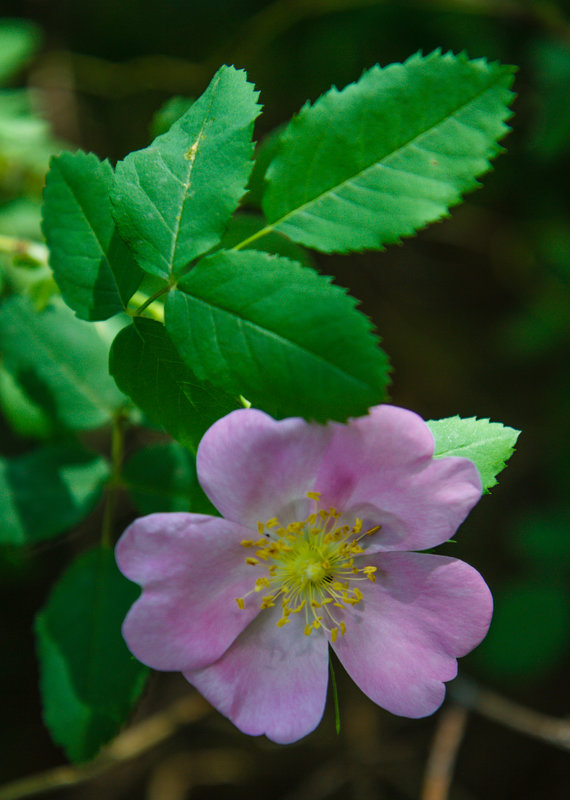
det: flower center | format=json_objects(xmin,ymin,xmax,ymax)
[{"xmin": 236, "ymin": 491, "xmax": 379, "ymax": 642}]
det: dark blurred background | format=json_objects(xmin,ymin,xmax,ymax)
[{"xmin": 1, "ymin": 1, "xmax": 569, "ymax": 798}]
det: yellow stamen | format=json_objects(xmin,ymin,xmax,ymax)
[{"xmin": 235, "ymin": 597, "xmax": 245, "ymax": 609}]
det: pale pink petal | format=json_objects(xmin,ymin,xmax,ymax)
[
  {"xmin": 116, "ymin": 513, "xmax": 262, "ymax": 671},
  {"xmin": 332, "ymin": 552, "xmax": 493, "ymax": 717},
  {"xmin": 184, "ymin": 605, "xmax": 329, "ymax": 744},
  {"xmin": 197, "ymin": 408, "xmax": 331, "ymax": 528},
  {"xmin": 315, "ymin": 405, "xmax": 481, "ymax": 551}
]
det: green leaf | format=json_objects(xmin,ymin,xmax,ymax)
[
  {"xmin": 427, "ymin": 416, "xmax": 520, "ymax": 493},
  {"xmin": 124, "ymin": 441, "xmax": 217, "ymax": 515},
  {"xmin": 165, "ymin": 250, "xmax": 390, "ymax": 422},
  {"xmin": 0, "ymin": 297, "xmax": 128, "ymax": 430},
  {"xmin": 109, "ymin": 317, "xmax": 240, "ymax": 452},
  {"xmin": 262, "ymin": 50, "xmax": 515, "ymax": 253},
  {"xmin": 0, "ymin": 19, "xmax": 40, "ymax": 84},
  {"xmin": 42, "ymin": 151, "xmax": 142, "ymax": 321},
  {"xmin": 36, "ymin": 547, "xmax": 148, "ymax": 762},
  {"xmin": 475, "ymin": 579, "xmax": 570, "ymax": 680},
  {"xmin": 0, "ymin": 445, "xmax": 109, "ymax": 545},
  {"xmin": 112, "ymin": 65, "xmax": 260, "ymax": 280},
  {"xmin": 150, "ymin": 95, "xmax": 194, "ymax": 138},
  {"xmin": 0, "ymin": 363, "xmax": 54, "ymax": 438}
]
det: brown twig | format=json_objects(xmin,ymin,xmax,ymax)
[
  {"xmin": 421, "ymin": 705, "xmax": 469, "ymax": 800},
  {"xmin": 450, "ymin": 677, "xmax": 570, "ymax": 751},
  {"xmin": 0, "ymin": 693, "xmax": 210, "ymax": 800}
]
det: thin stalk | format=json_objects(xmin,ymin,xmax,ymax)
[{"xmin": 100, "ymin": 413, "xmax": 126, "ymax": 548}]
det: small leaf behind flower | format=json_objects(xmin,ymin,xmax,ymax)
[{"xmin": 427, "ymin": 416, "xmax": 520, "ymax": 493}]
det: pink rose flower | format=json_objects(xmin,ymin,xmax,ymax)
[{"xmin": 116, "ymin": 405, "xmax": 492, "ymax": 743}]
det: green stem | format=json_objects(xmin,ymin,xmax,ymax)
[
  {"xmin": 132, "ymin": 284, "xmax": 172, "ymax": 317},
  {"xmin": 101, "ymin": 413, "xmax": 126, "ymax": 548},
  {"xmin": 329, "ymin": 651, "xmax": 341, "ymax": 735},
  {"xmin": 231, "ymin": 223, "xmax": 275, "ymax": 251}
]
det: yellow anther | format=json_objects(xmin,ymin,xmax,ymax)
[
  {"xmin": 304, "ymin": 624, "xmax": 313, "ymax": 637},
  {"xmin": 306, "ymin": 491, "xmax": 321, "ymax": 501},
  {"xmin": 312, "ymin": 617, "xmax": 322, "ymax": 629},
  {"xmin": 340, "ymin": 621, "xmax": 346, "ymax": 636},
  {"xmin": 331, "ymin": 627, "xmax": 338, "ymax": 643},
  {"xmin": 240, "ymin": 539, "xmax": 253, "ymax": 547},
  {"xmin": 310, "ymin": 601, "xmax": 322, "ymax": 608},
  {"xmin": 261, "ymin": 596, "xmax": 275, "ymax": 608},
  {"xmin": 245, "ymin": 557, "xmax": 259, "ymax": 566},
  {"xmin": 257, "ymin": 521, "xmax": 264, "ymax": 535},
  {"xmin": 254, "ymin": 577, "xmax": 270, "ymax": 591},
  {"xmin": 353, "ymin": 518, "xmax": 362, "ymax": 534},
  {"xmin": 362, "ymin": 566, "xmax": 377, "ymax": 582},
  {"xmin": 266, "ymin": 517, "xmax": 279, "ymax": 528},
  {"xmin": 276, "ymin": 617, "xmax": 290, "ymax": 627},
  {"xmin": 366, "ymin": 525, "xmax": 381, "ymax": 536},
  {"xmin": 254, "ymin": 538, "xmax": 267, "ymax": 546},
  {"xmin": 235, "ymin": 598, "xmax": 245, "ymax": 610},
  {"xmin": 292, "ymin": 600, "xmax": 306, "ymax": 613}
]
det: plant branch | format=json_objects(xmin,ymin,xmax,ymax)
[
  {"xmin": 421, "ymin": 704, "xmax": 469, "ymax": 800},
  {"xmin": 100, "ymin": 412, "xmax": 127, "ymax": 548},
  {"xmin": 450, "ymin": 677, "xmax": 570, "ymax": 751},
  {"xmin": 0, "ymin": 694, "xmax": 210, "ymax": 800}
]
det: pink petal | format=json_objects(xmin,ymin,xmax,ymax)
[
  {"xmin": 315, "ymin": 405, "xmax": 481, "ymax": 551},
  {"xmin": 116, "ymin": 513, "xmax": 262, "ymax": 671},
  {"xmin": 197, "ymin": 408, "xmax": 331, "ymax": 528},
  {"xmin": 332, "ymin": 552, "xmax": 493, "ymax": 718},
  {"xmin": 184, "ymin": 606, "xmax": 329, "ymax": 744}
]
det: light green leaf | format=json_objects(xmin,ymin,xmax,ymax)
[
  {"xmin": 42, "ymin": 151, "xmax": 142, "ymax": 321},
  {"xmin": 427, "ymin": 416, "xmax": 520, "ymax": 493},
  {"xmin": 36, "ymin": 547, "xmax": 148, "ymax": 762},
  {"xmin": 0, "ymin": 296, "xmax": 128, "ymax": 430},
  {"xmin": 262, "ymin": 50, "xmax": 515, "ymax": 253},
  {"xmin": 165, "ymin": 250, "xmax": 390, "ymax": 422},
  {"xmin": 124, "ymin": 441, "xmax": 216, "ymax": 515},
  {"xmin": 109, "ymin": 317, "xmax": 240, "ymax": 452},
  {"xmin": 112, "ymin": 65, "xmax": 260, "ymax": 280},
  {"xmin": 0, "ymin": 445, "xmax": 109, "ymax": 545},
  {"xmin": 0, "ymin": 19, "xmax": 40, "ymax": 84}
]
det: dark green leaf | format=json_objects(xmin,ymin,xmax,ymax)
[
  {"xmin": 0, "ymin": 297, "xmax": 128, "ymax": 430},
  {"xmin": 42, "ymin": 151, "xmax": 142, "ymax": 320},
  {"xmin": 427, "ymin": 416, "xmax": 520, "ymax": 493},
  {"xmin": 263, "ymin": 51, "xmax": 515, "ymax": 253},
  {"xmin": 0, "ymin": 20, "xmax": 40, "ymax": 84},
  {"xmin": 0, "ymin": 363, "xmax": 53, "ymax": 438},
  {"xmin": 109, "ymin": 317, "xmax": 240, "ymax": 452},
  {"xmin": 165, "ymin": 250, "xmax": 390, "ymax": 422},
  {"xmin": 0, "ymin": 445, "xmax": 109, "ymax": 545},
  {"xmin": 36, "ymin": 547, "xmax": 148, "ymax": 762},
  {"xmin": 124, "ymin": 441, "xmax": 216, "ymax": 515},
  {"xmin": 112, "ymin": 65, "xmax": 260, "ymax": 280}
]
